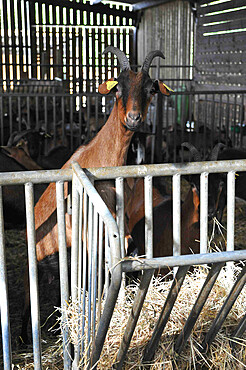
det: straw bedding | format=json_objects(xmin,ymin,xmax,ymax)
[
  {"xmin": 60, "ymin": 265, "xmax": 246, "ymax": 369},
  {"xmin": 1, "ymin": 188, "xmax": 246, "ymax": 368}
]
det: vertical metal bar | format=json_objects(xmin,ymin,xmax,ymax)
[
  {"xmin": 144, "ymin": 175, "xmax": 153, "ymax": 258},
  {"xmin": 200, "ymin": 172, "xmax": 208, "ymax": 254},
  {"xmin": 143, "ymin": 265, "xmax": 189, "ymax": 362},
  {"xmin": 0, "ymin": 186, "xmax": 12, "ymax": 370},
  {"xmin": 0, "ymin": 97, "xmax": 3, "ymax": 145},
  {"xmin": 75, "ymin": 186, "xmax": 84, "ymax": 368},
  {"xmin": 115, "ymin": 269, "xmax": 154, "ymax": 369},
  {"xmin": 87, "ymin": 198, "xmax": 94, "ymax": 355},
  {"xmin": 71, "ymin": 175, "xmax": 80, "ymax": 301},
  {"xmin": 173, "ymin": 174, "xmax": 181, "ymax": 258},
  {"xmin": 81, "ymin": 190, "xmax": 88, "ymax": 359},
  {"xmin": 227, "ymin": 171, "xmax": 235, "ymax": 253},
  {"xmin": 231, "ymin": 313, "xmax": 246, "ymax": 347},
  {"xmin": 97, "ymin": 216, "xmax": 104, "ymax": 320},
  {"xmin": 174, "ymin": 262, "xmax": 225, "ymax": 354},
  {"xmin": 239, "ymin": 94, "xmax": 244, "ymax": 148},
  {"xmin": 92, "ymin": 210, "xmax": 98, "ymax": 339},
  {"xmin": 56, "ymin": 181, "xmax": 71, "ymax": 369},
  {"xmin": 115, "ymin": 177, "xmax": 125, "ymax": 259},
  {"xmin": 104, "ymin": 227, "xmax": 110, "ymax": 296},
  {"xmin": 201, "ymin": 265, "xmax": 246, "ymax": 353},
  {"xmin": 25, "ymin": 182, "xmax": 42, "ymax": 369}
]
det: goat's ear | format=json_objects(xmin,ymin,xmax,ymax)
[
  {"xmin": 158, "ymin": 81, "xmax": 174, "ymax": 96},
  {"xmin": 98, "ymin": 77, "xmax": 118, "ymax": 95}
]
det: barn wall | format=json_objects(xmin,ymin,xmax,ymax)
[
  {"xmin": 195, "ymin": 0, "xmax": 246, "ymax": 90},
  {"xmin": 137, "ymin": 0, "xmax": 195, "ymax": 83}
]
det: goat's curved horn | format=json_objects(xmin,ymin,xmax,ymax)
[
  {"xmin": 103, "ymin": 46, "xmax": 130, "ymax": 71},
  {"xmin": 181, "ymin": 142, "xmax": 201, "ymax": 161},
  {"xmin": 210, "ymin": 143, "xmax": 226, "ymax": 161},
  {"xmin": 141, "ymin": 50, "xmax": 165, "ymax": 74}
]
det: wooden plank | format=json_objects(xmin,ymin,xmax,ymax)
[
  {"xmin": 45, "ymin": 2, "xmax": 51, "ymax": 79},
  {"xmin": 196, "ymin": 38, "xmax": 246, "ymax": 53},
  {"xmin": 199, "ymin": 8, "xmax": 246, "ymax": 25},
  {"xmin": 72, "ymin": 6, "xmax": 77, "ymax": 92},
  {"xmin": 196, "ymin": 50, "xmax": 246, "ymax": 64},
  {"xmin": 17, "ymin": 0, "xmax": 24, "ymax": 77},
  {"xmin": 194, "ymin": 72, "xmax": 246, "ymax": 86},
  {"xmin": 52, "ymin": 4, "xmax": 57, "ymax": 79},
  {"xmin": 2, "ymin": 0, "xmax": 9, "ymax": 85},
  {"xmin": 78, "ymin": 8, "xmax": 83, "ymax": 92},
  {"xmin": 9, "ymin": 0, "xmax": 17, "ymax": 82},
  {"xmin": 195, "ymin": 62, "xmax": 245, "ymax": 75},
  {"xmin": 23, "ymin": 0, "xmax": 29, "ymax": 76},
  {"xmin": 28, "ymin": 0, "xmax": 137, "ymax": 24},
  {"xmin": 196, "ymin": 30, "xmax": 246, "ymax": 45},
  {"xmin": 199, "ymin": 18, "xmax": 246, "ymax": 35},
  {"xmin": 38, "ymin": 1, "xmax": 44, "ymax": 79},
  {"xmin": 29, "ymin": 0, "xmax": 37, "ymax": 78},
  {"xmin": 198, "ymin": 0, "xmax": 246, "ymax": 16}
]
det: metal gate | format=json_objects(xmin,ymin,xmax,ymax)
[{"xmin": 0, "ymin": 160, "xmax": 246, "ymax": 368}]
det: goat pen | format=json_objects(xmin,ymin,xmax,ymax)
[{"xmin": 0, "ymin": 160, "xmax": 246, "ymax": 368}]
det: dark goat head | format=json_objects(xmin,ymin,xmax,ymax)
[
  {"xmin": 181, "ymin": 142, "xmax": 225, "ymax": 220},
  {"xmin": 98, "ymin": 46, "xmax": 172, "ymax": 131}
]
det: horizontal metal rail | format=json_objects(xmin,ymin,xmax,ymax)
[{"xmin": 121, "ymin": 250, "xmax": 246, "ymax": 273}]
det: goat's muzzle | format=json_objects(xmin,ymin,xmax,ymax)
[{"xmin": 125, "ymin": 112, "xmax": 142, "ymax": 131}]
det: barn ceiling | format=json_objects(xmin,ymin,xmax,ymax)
[{"xmin": 92, "ymin": 0, "xmax": 171, "ymax": 10}]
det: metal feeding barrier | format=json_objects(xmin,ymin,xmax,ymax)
[{"xmin": 0, "ymin": 160, "xmax": 246, "ymax": 369}]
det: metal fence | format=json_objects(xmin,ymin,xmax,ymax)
[
  {"xmin": 0, "ymin": 160, "xmax": 246, "ymax": 368},
  {"xmin": 0, "ymin": 88, "xmax": 245, "ymax": 163}
]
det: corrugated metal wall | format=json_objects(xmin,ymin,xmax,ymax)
[{"xmin": 137, "ymin": 0, "xmax": 195, "ymax": 86}]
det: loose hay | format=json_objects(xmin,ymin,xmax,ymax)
[{"xmin": 60, "ymin": 265, "xmax": 246, "ymax": 369}]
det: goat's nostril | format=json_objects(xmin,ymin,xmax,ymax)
[{"xmin": 128, "ymin": 112, "xmax": 141, "ymax": 121}]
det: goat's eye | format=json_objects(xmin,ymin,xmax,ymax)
[{"xmin": 150, "ymin": 87, "xmax": 156, "ymax": 95}]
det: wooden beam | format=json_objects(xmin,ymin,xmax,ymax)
[
  {"xmin": 133, "ymin": 0, "xmax": 169, "ymax": 10},
  {"xmin": 29, "ymin": 0, "xmax": 137, "ymax": 23}
]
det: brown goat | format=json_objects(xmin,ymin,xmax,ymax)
[
  {"xmin": 21, "ymin": 46, "xmax": 172, "ymax": 342},
  {"xmin": 126, "ymin": 178, "xmax": 200, "ymax": 264}
]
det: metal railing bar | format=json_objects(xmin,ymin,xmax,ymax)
[
  {"xmin": 116, "ymin": 177, "xmax": 125, "ymax": 259},
  {"xmin": 227, "ymin": 171, "xmax": 235, "ymax": 253},
  {"xmin": 122, "ymin": 250, "xmax": 246, "ymax": 273},
  {"xmin": 71, "ymin": 175, "xmax": 80, "ymax": 301},
  {"xmin": 0, "ymin": 186, "xmax": 12, "ymax": 370},
  {"xmin": 24, "ymin": 182, "xmax": 42, "ymax": 369},
  {"xmin": 71, "ymin": 176, "xmax": 80, "ymax": 368},
  {"xmin": 0, "ymin": 168, "xmax": 72, "ymax": 185},
  {"xmin": 201, "ymin": 264, "xmax": 246, "ymax": 353},
  {"xmin": 114, "ymin": 269, "xmax": 154, "ymax": 370},
  {"xmin": 56, "ymin": 181, "xmax": 71, "ymax": 369},
  {"xmin": 174, "ymin": 262, "xmax": 225, "ymax": 355},
  {"xmin": 97, "ymin": 216, "xmax": 104, "ymax": 321},
  {"xmin": 143, "ymin": 265, "xmax": 189, "ymax": 362},
  {"xmin": 172, "ymin": 174, "xmax": 181, "ymax": 259},
  {"xmin": 144, "ymin": 176, "xmax": 153, "ymax": 259},
  {"xmin": 200, "ymin": 172, "xmax": 208, "ymax": 254},
  {"xmin": 1, "ymin": 160, "xmax": 246, "ymax": 186},
  {"xmin": 81, "ymin": 190, "xmax": 88, "ymax": 360},
  {"xmin": 76, "ymin": 187, "xmax": 84, "ymax": 368},
  {"xmin": 87, "ymin": 199, "xmax": 94, "ymax": 356},
  {"xmin": 89, "ymin": 263, "xmax": 122, "ymax": 369},
  {"xmin": 83, "ymin": 159, "xmax": 246, "ymax": 181},
  {"xmin": 92, "ymin": 210, "xmax": 99, "ymax": 340},
  {"xmin": 104, "ymin": 227, "xmax": 110, "ymax": 297},
  {"xmin": 231, "ymin": 313, "xmax": 246, "ymax": 347}
]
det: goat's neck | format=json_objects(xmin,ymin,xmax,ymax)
[{"xmin": 71, "ymin": 103, "xmax": 134, "ymax": 168}]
